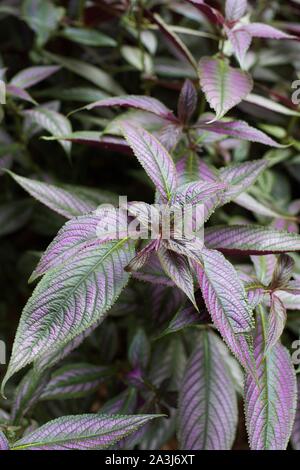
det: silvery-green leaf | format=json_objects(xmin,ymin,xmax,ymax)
[
  {"xmin": 1, "ymin": 239, "xmax": 134, "ymax": 394},
  {"xmin": 205, "ymin": 225, "xmax": 300, "ymax": 255},
  {"xmin": 40, "ymin": 363, "xmax": 110, "ymax": 400},
  {"xmin": 10, "ymin": 65, "xmax": 60, "ymax": 89},
  {"xmin": 7, "ymin": 171, "xmax": 106, "ymax": 219},
  {"xmin": 11, "ymin": 414, "xmax": 162, "ymax": 450},
  {"xmin": 23, "ymin": 108, "xmax": 72, "ymax": 155},
  {"xmin": 122, "ymin": 123, "xmax": 177, "ymax": 202},
  {"xmin": 43, "ymin": 51, "xmax": 124, "ymax": 95}
]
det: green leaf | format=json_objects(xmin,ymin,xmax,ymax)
[
  {"xmin": 44, "ymin": 51, "xmax": 124, "ymax": 95},
  {"xmin": 23, "ymin": 108, "xmax": 72, "ymax": 156},
  {"xmin": 60, "ymin": 27, "xmax": 116, "ymax": 47},
  {"xmin": 21, "ymin": 0, "xmax": 64, "ymax": 47}
]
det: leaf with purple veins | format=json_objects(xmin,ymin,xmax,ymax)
[
  {"xmin": 122, "ymin": 124, "xmax": 178, "ymax": 202},
  {"xmin": 11, "ymin": 414, "xmax": 162, "ymax": 450},
  {"xmin": 10, "ymin": 65, "xmax": 60, "ymax": 89},
  {"xmin": 178, "ymin": 329, "xmax": 238, "ymax": 450},
  {"xmin": 1, "ymin": 238, "xmax": 134, "ymax": 394},
  {"xmin": 157, "ymin": 247, "xmax": 197, "ymax": 309},
  {"xmin": 7, "ymin": 171, "xmax": 107, "ymax": 219},
  {"xmin": 178, "ymin": 79, "xmax": 198, "ymax": 123},
  {"xmin": 198, "ymin": 248, "xmax": 254, "ymax": 333},
  {"xmin": 205, "ymin": 225, "xmax": 300, "ymax": 255},
  {"xmin": 225, "ymin": 0, "xmax": 248, "ymax": 21},
  {"xmin": 196, "ymin": 253, "xmax": 255, "ymax": 374},
  {"xmin": 31, "ymin": 209, "xmax": 128, "ymax": 280},
  {"xmin": 227, "ymin": 28, "xmax": 252, "ymax": 67},
  {"xmin": 40, "ymin": 363, "xmax": 110, "ymax": 401},
  {"xmin": 219, "ymin": 160, "xmax": 269, "ymax": 204},
  {"xmin": 0, "ymin": 431, "xmax": 9, "ymax": 450},
  {"xmin": 23, "ymin": 108, "xmax": 72, "ymax": 156},
  {"xmin": 199, "ymin": 57, "xmax": 253, "ymax": 121},
  {"xmin": 291, "ymin": 377, "xmax": 300, "ymax": 450},
  {"xmin": 196, "ymin": 121, "xmax": 283, "ymax": 147},
  {"xmin": 243, "ymin": 23, "xmax": 296, "ymax": 40},
  {"xmin": 270, "ymin": 254, "xmax": 295, "ymax": 290},
  {"xmin": 266, "ymin": 295, "xmax": 287, "ymax": 354},
  {"xmin": 81, "ymin": 95, "xmax": 178, "ymax": 122},
  {"xmin": 245, "ymin": 312, "xmax": 297, "ymax": 450},
  {"xmin": 6, "ymin": 84, "xmax": 36, "ymax": 104}
]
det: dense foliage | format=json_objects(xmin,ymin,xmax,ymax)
[{"xmin": 0, "ymin": 0, "xmax": 300, "ymax": 451}]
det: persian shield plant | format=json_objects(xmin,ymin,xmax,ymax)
[{"xmin": 0, "ymin": 0, "xmax": 300, "ymax": 451}]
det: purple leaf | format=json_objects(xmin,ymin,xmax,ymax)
[
  {"xmin": 227, "ymin": 28, "xmax": 252, "ymax": 66},
  {"xmin": 1, "ymin": 239, "xmax": 135, "ymax": 394},
  {"xmin": 163, "ymin": 237, "xmax": 204, "ymax": 264},
  {"xmin": 243, "ymin": 23, "xmax": 296, "ymax": 40},
  {"xmin": 172, "ymin": 180, "xmax": 226, "ymax": 206},
  {"xmin": 225, "ymin": 0, "xmax": 248, "ymax": 21},
  {"xmin": 234, "ymin": 192, "xmax": 284, "ymax": 218},
  {"xmin": 122, "ymin": 123, "xmax": 178, "ymax": 202},
  {"xmin": 81, "ymin": 95, "xmax": 178, "ymax": 122},
  {"xmin": 0, "ymin": 431, "xmax": 9, "ymax": 450},
  {"xmin": 196, "ymin": 252, "xmax": 255, "ymax": 373},
  {"xmin": 147, "ymin": 12, "xmax": 198, "ymax": 71},
  {"xmin": 6, "ymin": 84, "xmax": 36, "ymax": 104},
  {"xmin": 205, "ymin": 225, "xmax": 300, "ymax": 255},
  {"xmin": 11, "ymin": 369, "xmax": 50, "ymax": 424},
  {"xmin": 245, "ymin": 313, "xmax": 297, "ymax": 450},
  {"xmin": 11, "ymin": 414, "xmax": 162, "ymax": 450},
  {"xmin": 159, "ymin": 292, "xmax": 210, "ymax": 338},
  {"xmin": 198, "ymin": 248, "xmax": 253, "ymax": 333},
  {"xmin": 10, "ymin": 65, "xmax": 60, "ymax": 89},
  {"xmin": 35, "ymin": 322, "xmax": 102, "ymax": 373},
  {"xmin": 246, "ymin": 285, "xmax": 265, "ymax": 309},
  {"xmin": 155, "ymin": 123, "xmax": 183, "ymax": 152},
  {"xmin": 50, "ymin": 132, "xmax": 132, "ymax": 154},
  {"xmin": 157, "ymin": 247, "xmax": 197, "ymax": 308},
  {"xmin": 125, "ymin": 242, "xmax": 157, "ymax": 273},
  {"xmin": 270, "ymin": 254, "xmax": 295, "ymax": 290},
  {"xmin": 23, "ymin": 108, "xmax": 72, "ymax": 155},
  {"xmin": 8, "ymin": 171, "xmax": 103, "ymax": 219},
  {"xmin": 40, "ymin": 363, "xmax": 109, "ymax": 401},
  {"xmin": 199, "ymin": 57, "xmax": 253, "ymax": 121},
  {"xmin": 176, "ymin": 153, "xmax": 218, "ymax": 185},
  {"xmin": 197, "ymin": 120, "xmax": 283, "ymax": 147},
  {"xmin": 266, "ymin": 294, "xmax": 287, "ymax": 354},
  {"xmin": 251, "ymin": 255, "xmax": 277, "ymax": 285},
  {"xmin": 178, "ymin": 330, "xmax": 238, "ymax": 450},
  {"xmin": 291, "ymin": 377, "xmax": 300, "ymax": 450},
  {"xmin": 219, "ymin": 160, "xmax": 269, "ymax": 203},
  {"xmin": 185, "ymin": 0, "xmax": 225, "ymax": 25},
  {"xmin": 177, "ymin": 79, "xmax": 198, "ymax": 123},
  {"xmin": 100, "ymin": 389, "xmax": 137, "ymax": 415},
  {"xmin": 131, "ymin": 252, "xmax": 175, "ymax": 286}
]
